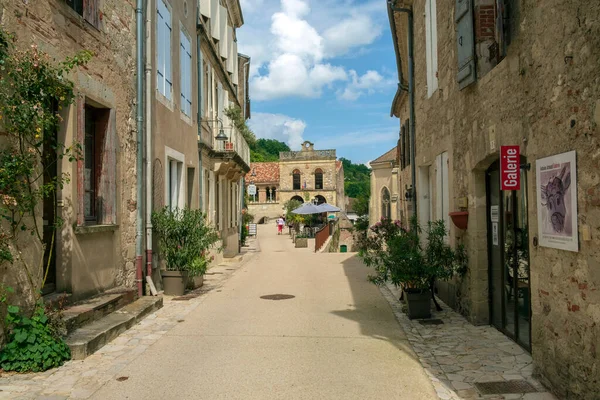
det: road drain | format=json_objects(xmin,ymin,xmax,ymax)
[
  {"xmin": 474, "ymin": 381, "xmax": 538, "ymax": 395},
  {"xmin": 260, "ymin": 294, "xmax": 295, "ymax": 300},
  {"xmin": 419, "ymin": 319, "xmax": 444, "ymax": 325}
]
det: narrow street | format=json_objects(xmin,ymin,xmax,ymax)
[{"xmin": 89, "ymin": 225, "xmax": 436, "ymax": 399}]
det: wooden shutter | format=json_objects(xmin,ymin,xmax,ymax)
[
  {"xmin": 98, "ymin": 109, "xmax": 117, "ymax": 225},
  {"xmin": 83, "ymin": 0, "xmax": 101, "ymax": 30},
  {"xmin": 180, "ymin": 31, "xmax": 192, "ymax": 116},
  {"xmin": 77, "ymin": 97, "xmax": 85, "ymax": 226},
  {"xmin": 455, "ymin": 0, "xmax": 476, "ymax": 89}
]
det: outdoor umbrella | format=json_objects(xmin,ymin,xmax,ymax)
[
  {"xmin": 316, "ymin": 203, "xmax": 341, "ymax": 212},
  {"xmin": 291, "ymin": 202, "xmax": 322, "ymax": 215}
]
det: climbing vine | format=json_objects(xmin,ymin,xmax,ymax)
[{"xmin": 0, "ymin": 28, "xmax": 91, "ymax": 299}]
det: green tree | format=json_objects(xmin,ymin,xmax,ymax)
[{"xmin": 250, "ymin": 138, "xmax": 290, "ymax": 162}]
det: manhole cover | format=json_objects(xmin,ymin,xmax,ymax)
[
  {"xmin": 260, "ymin": 294, "xmax": 295, "ymax": 300},
  {"xmin": 474, "ymin": 381, "xmax": 538, "ymax": 394},
  {"xmin": 419, "ymin": 319, "xmax": 444, "ymax": 325}
]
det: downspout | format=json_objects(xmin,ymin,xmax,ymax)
[
  {"xmin": 197, "ymin": 13, "xmax": 204, "ymax": 211},
  {"xmin": 135, "ymin": 0, "xmax": 144, "ymax": 297},
  {"xmin": 389, "ymin": 1, "xmax": 417, "ymax": 218},
  {"xmin": 145, "ymin": 0, "xmax": 153, "ymax": 284}
]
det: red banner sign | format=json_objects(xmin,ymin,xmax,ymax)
[{"xmin": 500, "ymin": 146, "xmax": 520, "ymax": 190}]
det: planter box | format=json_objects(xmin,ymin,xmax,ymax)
[
  {"xmin": 186, "ymin": 274, "xmax": 204, "ymax": 290},
  {"xmin": 161, "ymin": 270, "xmax": 188, "ymax": 296},
  {"xmin": 405, "ymin": 290, "xmax": 431, "ymax": 319},
  {"xmin": 295, "ymin": 238, "xmax": 308, "ymax": 248}
]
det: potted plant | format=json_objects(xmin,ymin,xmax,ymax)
[
  {"xmin": 361, "ymin": 217, "xmax": 463, "ymax": 319},
  {"xmin": 295, "ymin": 233, "xmax": 309, "ymax": 248},
  {"xmin": 152, "ymin": 207, "xmax": 220, "ymax": 296}
]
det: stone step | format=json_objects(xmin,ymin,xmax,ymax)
[
  {"xmin": 65, "ymin": 296, "xmax": 163, "ymax": 360},
  {"xmin": 62, "ymin": 289, "xmax": 136, "ymax": 334},
  {"xmin": 219, "ymin": 255, "xmax": 243, "ymax": 264}
]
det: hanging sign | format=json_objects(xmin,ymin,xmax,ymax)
[
  {"xmin": 500, "ymin": 146, "xmax": 520, "ymax": 190},
  {"xmin": 247, "ymin": 184, "xmax": 256, "ymax": 196}
]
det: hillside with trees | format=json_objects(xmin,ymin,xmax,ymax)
[{"xmin": 250, "ymin": 138, "xmax": 291, "ymax": 162}]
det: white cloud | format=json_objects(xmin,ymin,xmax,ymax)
[
  {"xmin": 239, "ymin": 0, "xmax": 384, "ymax": 101},
  {"xmin": 338, "ymin": 70, "xmax": 393, "ymax": 101},
  {"xmin": 323, "ymin": 14, "xmax": 382, "ymax": 57},
  {"xmin": 249, "ymin": 112, "xmax": 307, "ymax": 149}
]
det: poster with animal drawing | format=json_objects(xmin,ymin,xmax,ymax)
[{"xmin": 536, "ymin": 150, "xmax": 578, "ymax": 252}]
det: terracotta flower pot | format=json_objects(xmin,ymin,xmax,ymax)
[{"xmin": 449, "ymin": 211, "xmax": 469, "ymax": 230}]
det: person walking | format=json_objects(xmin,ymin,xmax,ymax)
[{"xmin": 276, "ymin": 216, "xmax": 285, "ymax": 235}]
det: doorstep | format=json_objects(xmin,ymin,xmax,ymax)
[{"xmin": 65, "ymin": 296, "xmax": 163, "ymax": 360}]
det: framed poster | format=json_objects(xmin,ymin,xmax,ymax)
[{"xmin": 536, "ymin": 150, "xmax": 578, "ymax": 252}]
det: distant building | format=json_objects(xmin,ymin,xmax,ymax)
[
  {"xmin": 369, "ymin": 146, "xmax": 400, "ymax": 227},
  {"xmin": 247, "ymin": 141, "xmax": 345, "ymax": 222}
]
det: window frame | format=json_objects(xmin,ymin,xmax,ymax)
[
  {"xmin": 293, "ymin": 170, "xmax": 301, "ymax": 191},
  {"xmin": 165, "ymin": 147, "xmax": 185, "ymax": 211},
  {"xmin": 157, "ymin": 0, "xmax": 173, "ymax": 101},
  {"xmin": 425, "ymin": 0, "xmax": 438, "ymax": 98},
  {"xmin": 315, "ymin": 168, "xmax": 324, "ymax": 190},
  {"xmin": 83, "ymin": 105, "xmax": 98, "ymax": 222},
  {"xmin": 180, "ymin": 28, "xmax": 193, "ymax": 117}
]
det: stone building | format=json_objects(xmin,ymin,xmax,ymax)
[
  {"xmin": 388, "ymin": 0, "xmax": 599, "ymax": 397},
  {"xmin": 0, "ymin": 0, "xmax": 138, "ymax": 302},
  {"xmin": 247, "ymin": 142, "xmax": 345, "ymax": 221},
  {"xmin": 369, "ymin": 146, "xmax": 400, "ymax": 227}
]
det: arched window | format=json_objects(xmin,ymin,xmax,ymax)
[
  {"xmin": 315, "ymin": 168, "xmax": 323, "ymax": 190},
  {"xmin": 255, "ymin": 187, "xmax": 259, "ymax": 203},
  {"xmin": 271, "ymin": 187, "xmax": 277, "ymax": 202},
  {"xmin": 381, "ymin": 187, "xmax": 391, "ymax": 220},
  {"xmin": 265, "ymin": 187, "xmax": 271, "ymax": 203},
  {"xmin": 293, "ymin": 169, "xmax": 301, "ymax": 190}
]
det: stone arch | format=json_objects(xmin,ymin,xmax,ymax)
[
  {"xmin": 381, "ymin": 186, "xmax": 391, "ymax": 220},
  {"xmin": 291, "ymin": 195, "xmax": 304, "ymax": 203},
  {"xmin": 314, "ymin": 168, "xmax": 324, "ymax": 190},
  {"xmin": 292, "ymin": 169, "xmax": 301, "ymax": 190},
  {"xmin": 315, "ymin": 195, "xmax": 326, "ymax": 205}
]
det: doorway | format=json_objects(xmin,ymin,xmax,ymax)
[{"xmin": 486, "ymin": 158, "xmax": 531, "ymax": 350}]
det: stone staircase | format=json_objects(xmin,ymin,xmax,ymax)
[{"xmin": 46, "ymin": 289, "xmax": 162, "ymax": 360}]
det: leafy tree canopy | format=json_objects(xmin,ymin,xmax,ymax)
[{"xmin": 250, "ymin": 138, "xmax": 290, "ymax": 162}]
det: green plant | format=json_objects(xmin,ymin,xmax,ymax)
[
  {"xmin": 0, "ymin": 304, "xmax": 70, "ymax": 372},
  {"xmin": 224, "ymin": 106, "xmax": 256, "ymax": 146},
  {"xmin": 151, "ymin": 207, "xmax": 220, "ymax": 277},
  {"xmin": 362, "ymin": 217, "xmax": 465, "ymax": 292},
  {"xmin": 283, "ymin": 199, "xmax": 304, "ymax": 232},
  {"xmin": 0, "ymin": 27, "xmax": 91, "ymax": 301}
]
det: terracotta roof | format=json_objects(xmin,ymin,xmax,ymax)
[
  {"xmin": 248, "ymin": 162, "xmax": 279, "ymax": 184},
  {"xmin": 371, "ymin": 146, "xmax": 398, "ymax": 165}
]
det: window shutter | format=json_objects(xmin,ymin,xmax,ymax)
[
  {"xmin": 83, "ymin": 0, "xmax": 101, "ymax": 29},
  {"xmin": 99, "ymin": 109, "xmax": 117, "ymax": 225},
  {"xmin": 455, "ymin": 0, "xmax": 476, "ymax": 89}
]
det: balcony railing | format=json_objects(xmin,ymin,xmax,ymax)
[{"xmin": 200, "ymin": 118, "xmax": 250, "ymax": 167}]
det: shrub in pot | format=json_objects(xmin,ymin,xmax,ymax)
[
  {"xmin": 152, "ymin": 207, "xmax": 219, "ymax": 296},
  {"xmin": 294, "ymin": 233, "xmax": 309, "ymax": 248}
]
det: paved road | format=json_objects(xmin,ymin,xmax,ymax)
[{"xmin": 91, "ymin": 225, "xmax": 437, "ymax": 400}]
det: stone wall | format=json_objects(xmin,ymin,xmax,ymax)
[
  {"xmin": 392, "ymin": 1, "xmax": 600, "ymax": 397},
  {"xmin": 247, "ymin": 203, "xmax": 283, "ymax": 223},
  {"xmin": 0, "ymin": 0, "xmax": 138, "ymax": 304}
]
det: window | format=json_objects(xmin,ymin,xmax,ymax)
[
  {"xmin": 180, "ymin": 30, "xmax": 192, "ymax": 116},
  {"xmin": 435, "ymin": 152, "xmax": 450, "ymax": 239},
  {"xmin": 381, "ymin": 187, "xmax": 391, "ymax": 220},
  {"xmin": 187, "ymin": 167, "xmax": 195, "ymax": 207},
  {"xmin": 425, "ymin": 0, "xmax": 438, "ymax": 97},
  {"xmin": 66, "ymin": 0, "xmax": 100, "ymax": 29},
  {"xmin": 79, "ymin": 102, "xmax": 117, "ymax": 226},
  {"xmin": 265, "ymin": 187, "xmax": 270, "ymax": 203},
  {"xmin": 401, "ymin": 120, "xmax": 411, "ymax": 170},
  {"xmin": 271, "ymin": 187, "xmax": 277, "ymax": 202},
  {"xmin": 315, "ymin": 169, "xmax": 323, "ymax": 190},
  {"xmin": 254, "ymin": 186, "xmax": 259, "ymax": 203},
  {"xmin": 157, "ymin": 0, "xmax": 172, "ymax": 100},
  {"xmin": 293, "ymin": 169, "xmax": 301, "ymax": 190},
  {"xmin": 168, "ymin": 159, "xmax": 183, "ymax": 210}
]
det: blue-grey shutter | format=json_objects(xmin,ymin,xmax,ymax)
[
  {"xmin": 157, "ymin": 1, "xmax": 166, "ymax": 96},
  {"xmin": 455, "ymin": 0, "xmax": 476, "ymax": 89}
]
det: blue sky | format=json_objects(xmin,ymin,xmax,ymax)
[{"xmin": 237, "ymin": 0, "xmax": 399, "ymax": 165}]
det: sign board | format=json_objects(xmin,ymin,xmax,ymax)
[
  {"xmin": 247, "ymin": 184, "xmax": 256, "ymax": 196},
  {"xmin": 500, "ymin": 145, "xmax": 520, "ymax": 190},
  {"xmin": 248, "ymin": 223, "xmax": 257, "ymax": 236}
]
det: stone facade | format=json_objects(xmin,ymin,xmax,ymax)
[
  {"xmin": 369, "ymin": 146, "xmax": 400, "ymax": 227},
  {"xmin": 0, "ymin": 0, "xmax": 138, "ymax": 305},
  {"xmin": 389, "ymin": 1, "xmax": 600, "ymax": 398},
  {"xmin": 247, "ymin": 142, "xmax": 346, "ymax": 221}
]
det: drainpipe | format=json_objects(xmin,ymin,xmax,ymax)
[
  {"xmin": 145, "ymin": 0, "xmax": 153, "ymax": 284},
  {"xmin": 197, "ymin": 13, "xmax": 204, "ymax": 211},
  {"xmin": 389, "ymin": 1, "xmax": 417, "ymax": 218},
  {"xmin": 135, "ymin": 0, "xmax": 144, "ymax": 297}
]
